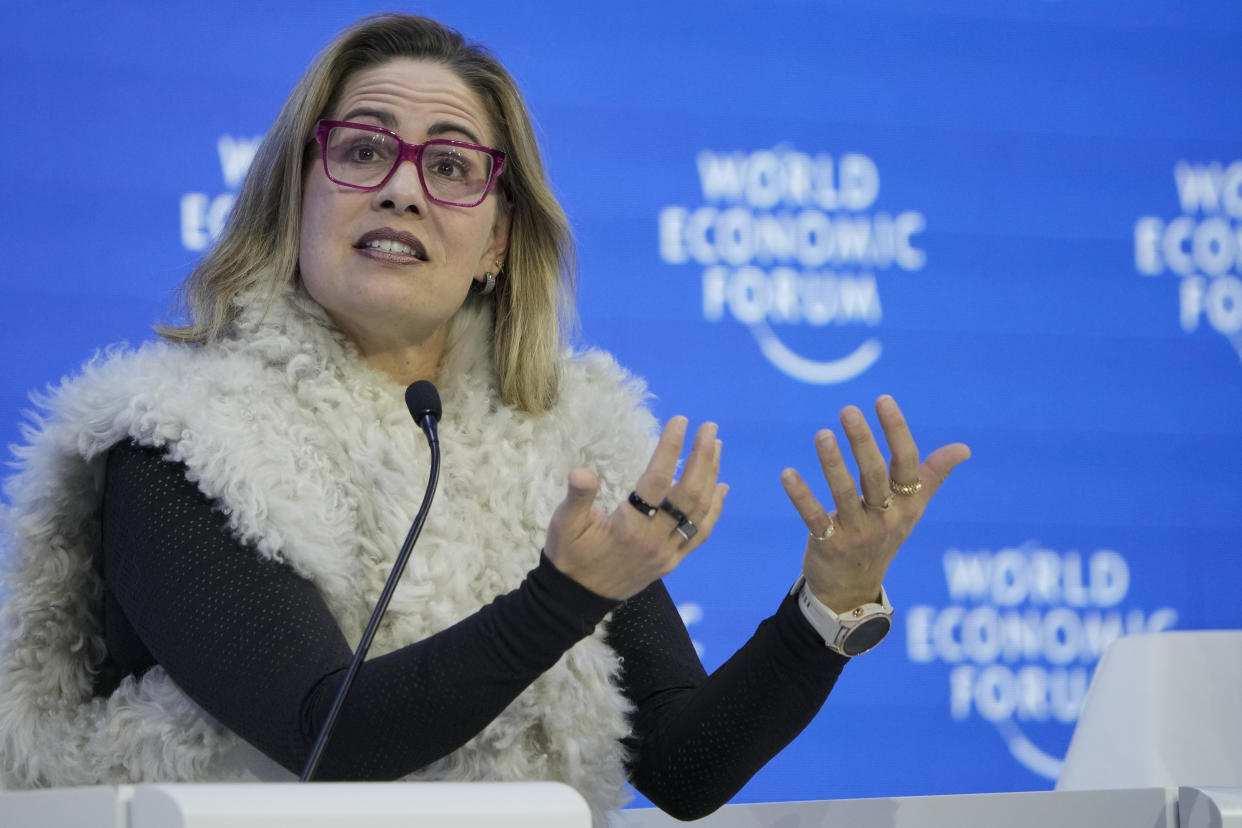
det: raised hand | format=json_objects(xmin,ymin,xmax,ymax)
[
  {"xmin": 780, "ymin": 395, "xmax": 970, "ymax": 612},
  {"xmin": 544, "ymin": 417, "xmax": 729, "ymax": 600}
]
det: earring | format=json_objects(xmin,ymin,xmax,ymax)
[
  {"xmin": 471, "ymin": 259, "xmax": 504, "ymax": 296},
  {"xmin": 471, "ymin": 271, "xmax": 496, "ymax": 296}
]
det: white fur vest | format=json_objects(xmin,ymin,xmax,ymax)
[{"xmin": 0, "ymin": 286, "xmax": 657, "ymax": 822}]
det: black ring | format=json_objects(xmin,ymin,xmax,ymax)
[
  {"xmin": 628, "ymin": 491, "xmax": 659, "ymax": 517},
  {"xmin": 658, "ymin": 498, "xmax": 689, "ymax": 523},
  {"xmin": 659, "ymin": 498, "xmax": 698, "ymax": 540}
]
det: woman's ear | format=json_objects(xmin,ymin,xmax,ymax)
[{"xmin": 480, "ymin": 192, "xmax": 511, "ymax": 270}]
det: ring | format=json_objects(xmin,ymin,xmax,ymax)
[
  {"xmin": 659, "ymin": 498, "xmax": 698, "ymax": 540},
  {"xmin": 889, "ymin": 476, "xmax": 922, "ymax": 496},
  {"xmin": 810, "ymin": 515, "xmax": 836, "ymax": 542},
  {"xmin": 861, "ymin": 493, "xmax": 894, "ymax": 511},
  {"xmin": 628, "ymin": 491, "xmax": 659, "ymax": 517}
]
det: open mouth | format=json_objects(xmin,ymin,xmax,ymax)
[{"xmin": 354, "ymin": 229, "xmax": 428, "ymax": 261}]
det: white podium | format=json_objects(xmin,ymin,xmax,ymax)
[
  {"xmin": 0, "ymin": 782, "xmax": 592, "ymax": 828},
  {"xmin": 619, "ymin": 787, "xmax": 1179, "ymax": 827},
  {"xmin": 1057, "ymin": 630, "xmax": 1242, "ymax": 791},
  {"xmin": 620, "ymin": 787, "xmax": 1242, "ymax": 826},
  {"xmin": 4, "ymin": 783, "xmax": 1242, "ymax": 827}
]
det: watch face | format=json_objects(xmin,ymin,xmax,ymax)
[{"xmin": 843, "ymin": 615, "xmax": 892, "ymax": 656}]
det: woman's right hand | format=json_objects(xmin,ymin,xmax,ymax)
[{"xmin": 543, "ymin": 416, "xmax": 728, "ymax": 600}]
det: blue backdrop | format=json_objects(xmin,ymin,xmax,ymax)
[{"xmin": 3, "ymin": 0, "xmax": 1241, "ymax": 807}]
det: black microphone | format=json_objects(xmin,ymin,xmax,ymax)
[
  {"xmin": 300, "ymin": 380, "xmax": 443, "ymax": 782},
  {"xmin": 405, "ymin": 380, "xmax": 442, "ymax": 427},
  {"xmin": 405, "ymin": 379, "xmax": 441, "ymax": 452}
]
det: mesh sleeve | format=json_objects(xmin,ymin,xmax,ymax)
[
  {"xmin": 99, "ymin": 440, "xmax": 618, "ymax": 780},
  {"xmin": 610, "ymin": 579, "xmax": 849, "ymax": 820}
]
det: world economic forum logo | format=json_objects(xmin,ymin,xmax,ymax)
[
  {"xmin": 658, "ymin": 146, "xmax": 925, "ymax": 384},
  {"xmin": 906, "ymin": 543, "xmax": 1177, "ymax": 780},
  {"xmin": 1135, "ymin": 159, "xmax": 1242, "ymax": 364},
  {"xmin": 180, "ymin": 134, "xmax": 263, "ymax": 251}
]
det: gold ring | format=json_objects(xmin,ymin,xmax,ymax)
[
  {"xmin": 810, "ymin": 515, "xmax": 836, "ymax": 542},
  {"xmin": 862, "ymin": 493, "xmax": 894, "ymax": 511},
  {"xmin": 890, "ymin": 476, "xmax": 922, "ymax": 496}
]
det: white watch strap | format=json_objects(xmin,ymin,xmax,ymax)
[
  {"xmin": 790, "ymin": 575, "xmax": 892, "ymax": 649},
  {"xmin": 791, "ymin": 575, "xmax": 843, "ymax": 647}
]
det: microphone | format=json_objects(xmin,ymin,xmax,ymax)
[
  {"xmin": 299, "ymin": 380, "xmax": 443, "ymax": 782},
  {"xmin": 405, "ymin": 379, "xmax": 441, "ymax": 453},
  {"xmin": 405, "ymin": 380, "xmax": 442, "ymax": 426}
]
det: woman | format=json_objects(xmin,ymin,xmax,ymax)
[{"xmin": 0, "ymin": 13, "xmax": 967, "ymax": 823}]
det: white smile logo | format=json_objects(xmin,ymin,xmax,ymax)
[
  {"xmin": 658, "ymin": 146, "xmax": 926, "ymax": 384},
  {"xmin": 749, "ymin": 321, "xmax": 883, "ymax": 384}
]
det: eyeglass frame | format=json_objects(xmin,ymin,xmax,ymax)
[{"xmin": 313, "ymin": 119, "xmax": 507, "ymax": 208}]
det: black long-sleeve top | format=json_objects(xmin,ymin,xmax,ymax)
[{"xmin": 95, "ymin": 440, "xmax": 848, "ymax": 820}]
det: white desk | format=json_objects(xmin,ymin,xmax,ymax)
[
  {"xmin": 4, "ymin": 784, "xmax": 1242, "ymax": 827},
  {"xmin": 0, "ymin": 782, "xmax": 591, "ymax": 828},
  {"xmin": 620, "ymin": 786, "xmax": 1242, "ymax": 827}
]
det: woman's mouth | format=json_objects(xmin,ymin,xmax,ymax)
[{"xmin": 354, "ymin": 228, "xmax": 428, "ymax": 261}]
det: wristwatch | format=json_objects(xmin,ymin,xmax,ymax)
[{"xmin": 791, "ymin": 576, "xmax": 893, "ymax": 656}]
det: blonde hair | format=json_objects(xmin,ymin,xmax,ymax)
[{"xmin": 160, "ymin": 13, "xmax": 574, "ymax": 413}]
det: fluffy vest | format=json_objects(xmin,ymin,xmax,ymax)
[{"xmin": 0, "ymin": 286, "xmax": 657, "ymax": 822}]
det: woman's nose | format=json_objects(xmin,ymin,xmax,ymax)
[{"xmin": 373, "ymin": 158, "xmax": 428, "ymax": 214}]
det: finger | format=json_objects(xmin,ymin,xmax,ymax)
[
  {"xmin": 550, "ymin": 466, "xmax": 601, "ymax": 543},
  {"xmin": 686, "ymin": 437, "xmax": 723, "ymax": 522},
  {"xmin": 666, "ymin": 422, "xmax": 719, "ymax": 518},
  {"xmin": 675, "ymin": 480, "xmax": 730, "ymax": 552},
  {"xmin": 634, "ymin": 416, "xmax": 688, "ymax": 503},
  {"xmin": 840, "ymin": 405, "xmax": 890, "ymax": 509},
  {"xmin": 781, "ymin": 466, "xmax": 833, "ymax": 536},
  {"xmin": 563, "ymin": 467, "xmax": 600, "ymax": 516},
  {"xmin": 694, "ymin": 481, "xmax": 730, "ymax": 541},
  {"xmin": 917, "ymin": 443, "xmax": 972, "ymax": 500},
  {"xmin": 670, "ymin": 424, "xmax": 720, "ymax": 508},
  {"xmin": 815, "ymin": 429, "xmax": 863, "ymax": 524},
  {"xmin": 876, "ymin": 394, "xmax": 921, "ymax": 489},
  {"xmin": 711, "ymin": 438, "xmax": 722, "ymax": 489}
]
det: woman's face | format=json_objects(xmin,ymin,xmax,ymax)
[{"xmin": 299, "ymin": 58, "xmax": 508, "ymax": 352}]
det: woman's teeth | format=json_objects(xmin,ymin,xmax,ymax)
[{"xmin": 366, "ymin": 239, "xmax": 416, "ymax": 256}]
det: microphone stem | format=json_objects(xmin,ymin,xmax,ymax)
[{"xmin": 299, "ymin": 415, "xmax": 440, "ymax": 782}]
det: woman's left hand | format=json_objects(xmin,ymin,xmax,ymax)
[{"xmin": 780, "ymin": 395, "xmax": 970, "ymax": 613}]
